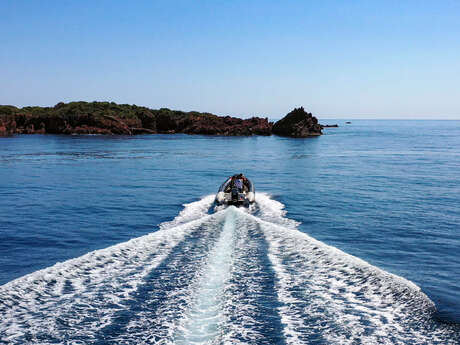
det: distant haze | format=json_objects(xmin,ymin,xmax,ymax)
[{"xmin": 1, "ymin": 1, "xmax": 459, "ymax": 119}]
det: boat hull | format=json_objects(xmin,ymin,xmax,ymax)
[{"xmin": 215, "ymin": 176, "xmax": 255, "ymax": 207}]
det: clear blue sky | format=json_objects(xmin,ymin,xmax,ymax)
[{"xmin": 1, "ymin": 1, "xmax": 459, "ymax": 119}]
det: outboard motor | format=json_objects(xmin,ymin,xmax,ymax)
[{"xmin": 231, "ymin": 187, "xmax": 239, "ymax": 204}]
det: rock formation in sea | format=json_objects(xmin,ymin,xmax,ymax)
[
  {"xmin": 0, "ymin": 102, "xmax": 272, "ymax": 136},
  {"xmin": 272, "ymin": 107, "xmax": 323, "ymax": 137},
  {"xmin": 1, "ymin": 102, "xmax": 327, "ymax": 137}
]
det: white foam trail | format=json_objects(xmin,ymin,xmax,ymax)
[
  {"xmin": 219, "ymin": 213, "xmax": 285, "ymax": 344},
  {"xmin": 0, "ymin": 195, "xmax": 216, "ymax": 344},
  {"xmin": 175, "ymin": 207, "xmax": 236, "ymax": 344},
  {"xmin": 113, "ymin": 212, "xmax": 228, "ymax": 344},
  {"xmin": 235, "ymin": 206, "xmax": 458, "ymax": 345},
  {"xmin": 1, "ymin": 193, "xmax": 459, "ymax": 344},
  {"xmin": 160, "ymin": 194, "xmax": 215, "ymax": 230},
  {"xmin": 254, "ymin": 193, "xmax": 300, "ymax": 229}
]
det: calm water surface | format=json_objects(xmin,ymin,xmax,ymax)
[{"xmin": 0, "ymin": 120, "xmax": 459, "ymax": 344}]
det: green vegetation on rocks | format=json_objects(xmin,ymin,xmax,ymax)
[
  {"xmin": 0, "ymin": 102, "xmax": 323, "ymax": 137},
  {"xmin": 0, "ymin": 101, "xmax": 272, "ymax": 136}
]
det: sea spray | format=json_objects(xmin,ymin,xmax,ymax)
[
  {"xmin": 1, "ymin": 194, "xmax": 459, "ymax": 344},
  {"xmin": 175, "ymin": 207, "xmax": 236, "ymax": 344},
  {"xmin": 234, "ymin": 202, "xmax": 458, "ymax": 344},
  {"xmin": 0, "ymin": 196, "xmax": 220, "ymax": 344}
]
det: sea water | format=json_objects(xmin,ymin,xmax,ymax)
[{"xmin": 0, "ymin": 120, "xmax": 459, "ymax": 344}]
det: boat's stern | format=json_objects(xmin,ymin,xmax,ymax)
[{"xmin": 215, "ymin": 175, "xmax": 255, "ymax": 207}]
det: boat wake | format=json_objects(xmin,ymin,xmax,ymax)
[{"xmin": 1, "ymin": 194, "xmax": 459, "ymax": 344}]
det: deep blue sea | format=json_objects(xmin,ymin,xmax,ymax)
[{"xmin": 1, "ymin": 120, "xmax": 459, "ymax": 344}]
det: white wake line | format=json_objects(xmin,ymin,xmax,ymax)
[
  {"xmin": 234, "ymin": 207, "xmax": 428, "ymax": 297},
  {"xmin": 0, "ymin": 206, "xmax": 229, "ymax": 343},
  {"xmin": 0, "ymin": 208, "xmax": 226, "ymax": 292},
  {"xmin": 234, "ymin": 207, "xmax": 439, "ymax": 344},
  {"xmin": 159, "ymin": 194, "xmax": 216, "ymax": 230},
  {"xmin": 176, "ymin": 208, "xmax": 236, "ymax": 344}
]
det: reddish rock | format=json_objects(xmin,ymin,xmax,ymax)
[
  {"xmin": 0, "ymin": 114, "xmax": 17, "ymax": 136},
  {"xmin": 1, "ymin": 102, "xmax": 310, "ymax": 138},
  {"xmin": 272, "ymin": 107, "xmax": 322, "ymax": 137}
]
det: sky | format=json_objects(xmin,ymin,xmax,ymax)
[{"xmin": 1, "ymin": 0, "xmax": 459, "ymax": 119}]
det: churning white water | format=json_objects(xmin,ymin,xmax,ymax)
[
  {"xmin": 0, "ymin": 194, "xmax": 458, "ymax": 344},
  {"xmin": 176, "ymin": 208, "xmax": 236, "ymax": 344}
]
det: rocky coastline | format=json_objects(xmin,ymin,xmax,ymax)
[{"xmin": 0, "ymin": 102, "xmax": 325, "ymax": 138}]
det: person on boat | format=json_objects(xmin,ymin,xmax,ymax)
[
  {"xmin": 224, "ymin": 174, "xmax": 242, "ymax": 192},
  {"xmin": 233, "ymin": 176, "xmax": 244, "ymax": 192},
  {"xmin": 237, "ymin": 173, "xmax": 250, "ymax": 192},
  {"xmin": 224, "ymin": 175, "xmax": 237, "ymax": 192},
  {"xmin": 224, "ymin": 173, "xmax": 248, "ymax": 192}
]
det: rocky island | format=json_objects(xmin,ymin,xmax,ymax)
[
  {"xmin": 272, "ymin": 107, "xmax": 323, "ymax": 137},
  {"xmin": 0, "ymin": 102, "xmax": 325, "ymax": 137}
]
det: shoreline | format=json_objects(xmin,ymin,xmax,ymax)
[{"xmin": 1, "ymin": 102, "xmax": 325, "ymax": 137}]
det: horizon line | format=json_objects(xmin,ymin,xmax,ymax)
[{"xmin": 2, "ymin": 101, "xmax": 459, "ymax": 121}]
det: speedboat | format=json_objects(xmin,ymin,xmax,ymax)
[{"xmin": 215, "ymin": 174, "xmax": 255, "ymax": 207}]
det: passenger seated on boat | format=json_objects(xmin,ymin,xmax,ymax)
[
  {"xmin": 224, "ymin": 174, "xmax": 248, "ymax": 193},
  {"xmin": 234, "ymin": 178, "xmax": 243, "ymax": 192},
  {"xmin": 235, "ymin": 173, "xmax": 250, "ymax": 192}
]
